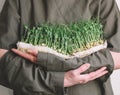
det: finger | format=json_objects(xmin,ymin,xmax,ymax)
[
  {"xmin": 12, "ymin": 48, "xmax": 29, "ymax": 57},
  {"xmin": 84, "ymin": 67, "xmax": 108, "ymax": 82},
  {"xmin": 27, "ymin": 49, "xmax": 38, "ymax": 56},
  {"xmin": 88, "ymin": 67, "xmax": 108, "ymax": 81},
  {"xmin": 74, "ymin": 63, "xmax": 90, "ymax": 74},
  {"xmin": 90, "ymin": 70, "xmax": 108, "ymax": 81},
  {"xmin": 0, "ymin": 49, "xmax": 8, "ymax": 51},
  {"xmin": 11, "ymin": 49, "xmax": 37, "ymax": 63},
  {"xmin": 90, "ymin": 67, "xmax": 107, "ymax": 77},
  {"xmin": 78, "ymin": 67, "xmax": 107, "ymax": 84}
]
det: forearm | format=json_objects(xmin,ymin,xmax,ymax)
[
  {"xmin": 0, "ymin": 51, "xmax": 65, "ymax": 95},
  {"xmin": 110, "ymin": 51, "xmax": 120, "ymax": 70},
  {"xmin": 37, "ymin": 49, "xmax": 114, "ymax": 81},
  {"xmin": 37, "ymin": 52, "xmax": 84, "ymax": 71},
  {"xmin": 37, "ymin": 49, "xmax": 114, "ymax": 72}
]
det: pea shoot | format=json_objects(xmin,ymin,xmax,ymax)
[{"xmin": 20, "ymin": 19, "xmax": 105, "ymax": 56}]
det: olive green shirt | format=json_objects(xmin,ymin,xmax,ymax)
[{"xmin": 0, "ymin": 0, "xmax": 120, "ymax": 95}]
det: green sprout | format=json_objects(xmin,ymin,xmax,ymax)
[{"xmin": 21, "ymin": 19, "xmax": 105, "ymax": 55}]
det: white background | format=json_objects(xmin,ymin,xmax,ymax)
[
  {"xmin": 110, "ymin": 1, "xmax": 120, "ymax": 95},
  {"xmin": 0, "ymin": 0, "xmax": 120, "ymax": 95}
]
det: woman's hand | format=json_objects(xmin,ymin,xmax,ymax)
[
  {"xmin": 0, "ymin": 49, "xmax": 8, "ymax": 58},
  {"xmin": 12, "ymin": 48, "xmax": 38, "ymax": 63},
  {"xmin": 64, "ymin": 63, "xmax": 108, "ymax": 87}
]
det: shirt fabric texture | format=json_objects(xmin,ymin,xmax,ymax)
[{"xmin": 0, "ymin": 0, "xmax": 120, "ymax": 95}]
